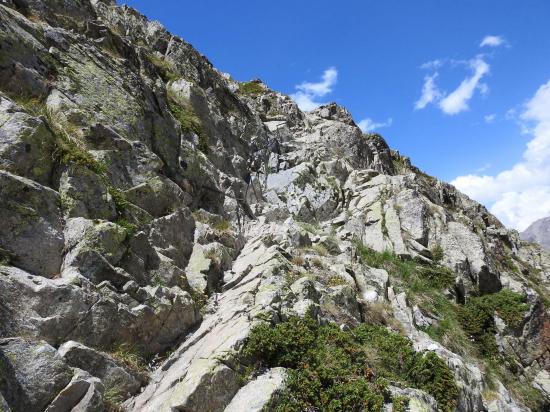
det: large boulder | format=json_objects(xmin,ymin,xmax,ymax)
[{"xmin": 0, "ymin": 338, "xmax": 73, "ymax": 412}]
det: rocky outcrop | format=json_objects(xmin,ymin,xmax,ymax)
[
  {"xmin": 522, "ymin": 216, "xmax": 550, "ymax": 251},
  {"xmin": 0, "ymin": 1, "xmax": 549, "ymax": 411}
]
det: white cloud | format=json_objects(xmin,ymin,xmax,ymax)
[
  {"xmin": 415, "ymin": 73, "xmax": 441, "ymax": 110},
  {"xmin": 484, "ymin": 113, "xmax": 496, "ymax": 123},
  {"xmin": 414, "ymin": 57, "xmax": 490, "ymax": 114},
  {"xmin": 480, "ymin": 35, "xmax": 506, "ymax": 48},
  {"xmin": 420, "ymin": 59, "xmax": 443, "ymax": 70},
  {"xmin": 438, "ymin": 58, "xmax": 490, "ymax": 115},
  {"xmin": 291, "ymin": 67, "xmax": 338, "ymax": 111},
  {"xmin": 452, "ymin": 79, "xmax": 550, "ymax": 230},
  {"xmin": 357, "ymin": 117, "xmax": 393, "ymax": 132}
]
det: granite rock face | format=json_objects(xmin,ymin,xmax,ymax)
[
  {"xmin": 522, "ymin": 216, "xmax": 550, "ymax": 251},
  {"xmin": 0, "ymin": 1, "xmax": 549, "ymax": 411}
]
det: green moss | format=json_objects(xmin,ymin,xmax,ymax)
[
  {"xmin": 244, "ymin": 316, "xmax": 458, "ymax": 411},
  {"xmin": 237, "ymin": 81, "xmax": 265, "ymax": 96},
  {"xmin": 168, "ymin": 99, "xmax": 208, "ymax": 154}
]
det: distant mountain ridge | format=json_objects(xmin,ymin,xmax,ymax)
[{"xmin": 522, "ymin": 216, "xmax": 550, "ymax": 251}]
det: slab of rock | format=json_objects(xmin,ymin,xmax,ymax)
[
  {"xmin": 224, "ymin": 368, "xmax": 287, "ymax": 412},
  {"xmin": 0, "ymin": 171, "xmax": 63, "ymax": 277},
  {"xmin": 58, "ymin": 341, "xmax": 143, "ymax": 397}
]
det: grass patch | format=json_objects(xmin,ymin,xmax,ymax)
[
  {"xmin": 109, "ymin": 343, "xmax": 147, "ymax": 374},
  {"xmin": 237, "ymin": 81, "xmax": 265, "ymax": 96},
  {"xmin": 212, "ymin": 219, "xmax": 231, "ymax": 233},
  {"xmin": 114, "ymin": 218, "xmax": 137, "ymax": 236},
  {"xmin": 243, "ymin": 316, "xmax": 458, "ymax": 411},
  {"xmin": 325, "ymin": 274, "xmax": 348, "ymax": 287},
  {"xmin": 285, "ymin": 270, "xmax": 303, "ymax": 286},
  {"xmin": 103, "ymin": 387, "xmax": 125, "ymax": 412},
  {"xmin": 189, "ymin": 288, "xmax": 208, "ymax": 309},
  {"xmin": 355, "ymin": 241, "xmax": 455, "ymax": 292},
  {"xmin": 296, "ymin": 220, "xmax": 320, "ymax": 234},
  {"xmin": 148, "ymin": 54, "xmax": 180, "ymax": 82},
  {"xmin": 291, "ymin": 255, "xmax": 305, "ymax": 267},
  {"xmin": 168, "ymin": 98, "xmax": 208, "ymax": 153},
  {"xmin": 311, "ymin": 257, "xmax": 324, "ymax": 268}
]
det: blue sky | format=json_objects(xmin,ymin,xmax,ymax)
[{"xmin": 121, "ymin": 0, "xmax": 550, "ymax": 230}]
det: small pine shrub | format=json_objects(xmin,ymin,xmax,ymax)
[
  {"xmin": 457, "ymin": 289, "xmax": 528, "ymax": 358},
  {"xmin": 431, "ymin": 244, "xmax": 444, "ymax": 263},
  {"xmin": 244, "ymin": 316, "xmax": 459, "ymax": 411},
  {"xmin": 408, "ymin": 352, "xmax": 458, "ymax": 412}
]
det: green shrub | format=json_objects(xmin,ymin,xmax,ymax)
[
  {"xmin": 237, "ymin": 81, "xmax": 265, "ymax": 96},
  {"xmin": 244, "ymin": 316, "xmax": 458, "ymax": 411},
  {"xmin": 114, "ymin": 218, "xmax": 137, "ymax": 236},
  {"xmin": 107, "ymin": 185, "xmax": 130, "ymax": 215},
  {"xmin": 431, "ymin": 244, "xmax": 444, "ymax": 264},
  {"xmin": 457, "ymin": 289, "xmax": 528, "ymax": 358},
  {"xmin": 408, "ymin": 352, "xmax": 458, "ymax": 412}
]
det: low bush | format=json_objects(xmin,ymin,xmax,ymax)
[{"xmin": 243, "ymin": 316, "xmax": 458, "ymax": 411}]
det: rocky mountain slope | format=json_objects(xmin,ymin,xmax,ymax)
[
  {"xmin": 522, "ymin": 217, "xmax": 550, "ymax": 252},
  {"xmin": 0, "ymin": 1, "xmax": 549, "ymax": 411}
]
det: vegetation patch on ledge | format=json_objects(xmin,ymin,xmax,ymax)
[
  {"xmin": 168, "ymin": 98, "xmax": 209, "ymax": 154},
  {"xmin": 237, "ymin": 81, "xmax": 265, "ymax": 96},
  {"xmin": 243, "ymin": 316, "xmax": 458, "ymax": 412},
  {"xmin": 353, "ymin": 241, "xmax": 539, "ymax": 409}
]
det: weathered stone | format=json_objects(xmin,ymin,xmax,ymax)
[
  {"xmin": 0, "ymin": 338, "xmax": 72, "ymax": 412},
  {"xmin": 224, "ymin": 368, "xmax": 287, "ymax": 412},
  {"xmin": 58, "ymin": 341, "xmax": 143, "ymax": 397},
  {"xmin": 44, "ymin": 369, "xmax": 104, "ymax": 412},
  {"xmin": 0, "ymin": 171, "xmax": 63, "ymax": 277},
  {"xmin": 0, "ymin": 96, "xmax": 56, "ymax": 186},
  {"xmin": 149, "ymin": 208, "xmax": 195, "ymax": 269}
]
